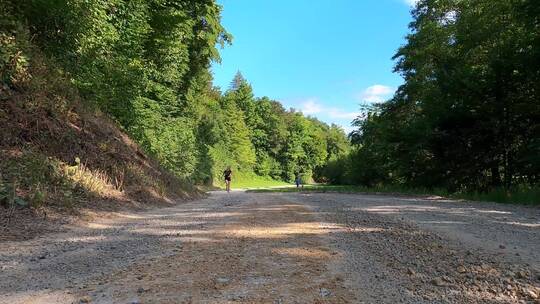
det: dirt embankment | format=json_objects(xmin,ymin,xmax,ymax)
[{"xmin": 0, "ymin": 55, "xmax": 201, "ymax": 241}]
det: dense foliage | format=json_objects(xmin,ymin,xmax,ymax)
[
  {"xmin": 216, "ymin": 72, "xmax": 349, "ymax": 183},
  {"xmin": 327, "ymin": 0, "xmax": 540, "ymax": 194},
  {"xmin": 1, "ymin": 0, "xmax": 348, "ymax": 185}
]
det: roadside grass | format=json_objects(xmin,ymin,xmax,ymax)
[
  {"xmin": 215, "ymin": 173, "xmax": 291, "ymax": 190},
  {"xmin": 248, "ymin": 184, "xmax": 447, "ymax": 195},
  {"xmin": 248, "ymin": 184, "xmax": 540, "ymax": 206},
  {"xmin": 452, "ymin": 187, "xmax": 540, "ymax": 205}
]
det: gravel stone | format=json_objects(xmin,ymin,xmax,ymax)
[{"xmin": 1, "ymin": 191, "xmax": 538, "ymax": 304}]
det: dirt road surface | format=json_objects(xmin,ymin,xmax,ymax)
[{"xmin": 1, "ymin": 191, "xmax": 539, "ymax": 303}]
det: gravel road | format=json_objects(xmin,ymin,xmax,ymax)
[{"xmin": 1, "ymin": 191, "xmax": 539, "ymax": 303}]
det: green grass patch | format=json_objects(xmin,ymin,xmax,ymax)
[
  {"xmin": 249, "ymin": 184, "xmax": 539, "ymax": 206},
  {"xmin": 248, "ymin": 184, "xmax": 447, "ymax": 195},
  {"xmin": 452, "ymin": 187, "xmax": 540, "ymax": 205},
  {"xmin": 215, "ymin": 172, "xmax": 290, "ymax": 190}
]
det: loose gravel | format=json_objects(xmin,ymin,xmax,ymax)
[{"xmin": 0, "ymin": 191, "xmax": 538, "ymax": 303}]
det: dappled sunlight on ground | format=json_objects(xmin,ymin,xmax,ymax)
[
  {"xmin": 272, "ymin": 247, "xmax": 334, "ymax": 259},
  {"xmin": 346, "ymin": 226, "xmax": 387, "ymax": 233},
  {"xmin": 416, "ymin": 220, "xmax": 467, "ymax": 225},
  {"xmin": 2, "ymin": 192, "xmax": 539, "ymax": 303},
  {"xmin": 63, "ymin": 235, "xmax": 109, "ymax": 243},
  {"xmin": 85, "ymin": 222, "xmax": 116, "ymax": 229},
  {"xmin": 66, "ymin": 193, "xmax": 355, "ymax": 303},
  {"xmin": 475, "ymin": 210, "xmax": 513, "ymax": 215},
  {"xmin": 352, "ymin": 201, "xmax": 538, "ymax": 231},
  {"xmin": 498, "ymin": 221, "xmax": 540, "ymax": 228},
  {"xmin": 221, "ymin": 222, "xmax": 334, "ymax": 239},
  {"xmin": 360, "ymin": 205, "xmax": 442, "ymax": 213},
  {"xmin": 129, "ymin": 227, "xmax": 209, "ymax": 237}
]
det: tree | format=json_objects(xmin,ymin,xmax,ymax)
[
  {"xmin": 229, "ymin": 71, "xmax": 246, "ymax": 91},
  {"xmin": 4, "ymin": 0, "xmax": 351, "ymax": 186},
  {"xmin": 219, "ymin": 92, "xmax": 256, "ymax": 171},
  {"xmin": 340, "ymin": 0, "xmax": 540, "ymax": 192}
]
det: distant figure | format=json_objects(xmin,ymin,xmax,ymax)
[
  {"xmin": 295, "ymin": 174, "xmax": 301, "ymax": 188},
  {"xmin": 224, "ymin": 166, "xmax": 232, "ymax": 193}
]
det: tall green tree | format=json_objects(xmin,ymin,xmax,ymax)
[
  {"xmin": 3, "ymin": 0, "xmax": 350, "ymax": 186},
  {"xmin": 219, "ymin": 92, "xmax": 257, "ymax": 171},
  {"xmin": 338, "ymin": 0, "xmax": 540, "ymax": 191}
]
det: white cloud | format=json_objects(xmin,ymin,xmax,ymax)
[
  {"xmin": 300, "ymin": 99, "xmax": 359, "ymax": 120},
  {"xmin": 359, "ymin": 85, "xmax": 395, "ymax": 103},
  {"xmin": 293, "ymin": 98, "xmax": 359, "ymax": 134},
  {"xmin": 404, "ymin": 0, "xmax": 419, "ymax": 6},
  {"xmin": 341, "ymin": 125, "xmax": 357, "ymax": 135},
  {"xmin": 301, "ymin": 98, "xmax": 323, "ymax": 115},
  {"xmin": 328, "ymin": 108, "xmax": 360, "ymax": 120},
  {"xmin": 292, "ymin": 85, "xmax": 394, "ymax": 134}
]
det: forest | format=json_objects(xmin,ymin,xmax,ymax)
[
  {"xmin": 0, "ymin": 0, "xmax": 348, "ymax": 190},
  {"xmin": 323, "ymin": 0, "xmax": 540, "ymax": 201},
  {"xmin": 2, "ymin": 2, "xmax": 540, "ymax": 302},
  {"xmin": 1, "ymin": 0, "xmax": 539, "ymax": 202}
]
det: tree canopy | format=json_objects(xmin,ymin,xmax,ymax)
[
  {"xmin": 1, "ymin": 0, "xmax": 349, "ymax": 185},
  {"xmin": 325, "ymin": 0, "xmax": 540, "ymax": 193}
]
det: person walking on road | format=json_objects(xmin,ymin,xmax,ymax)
[{"xmin": 224, "ymin": 166, "xmax": 232, "ymax": 193}]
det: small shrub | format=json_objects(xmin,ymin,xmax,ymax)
[{"xmin": 28, "ymin": 183, "xmax": 47, "ymax": 208}]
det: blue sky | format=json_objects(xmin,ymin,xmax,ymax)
[{"xmin": 211, "ymin": 0, "xmax": 417, "ymax": 133}]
